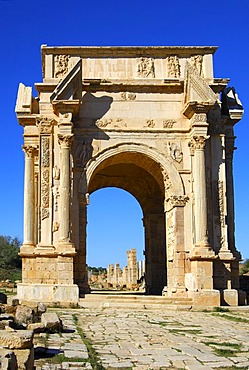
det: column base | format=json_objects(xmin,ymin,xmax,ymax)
[{"xmin": 17, "ymin": 283, "xmax": 79, "ymax": 305}]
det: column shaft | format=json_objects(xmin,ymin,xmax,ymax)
[
  {"xmin": 191, "ymin": 136, "xmax": 208, "ymax": 244},
  {"xmin": 23, "ymin": 146, "xmax": 35, "ymax": 246},
  {"xmin": 58, "ymin": 135, "xmax": 72, "ymax": 242}
]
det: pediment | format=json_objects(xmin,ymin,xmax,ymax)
[
  {"xmin": 50, "ymin": 58, "xmax": 82, "ymax": 101},
  {"xmin": 184, "ymin": 62, "xmax": 216, "ymax": 105}
]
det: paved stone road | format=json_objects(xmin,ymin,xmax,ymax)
[{"xmin": 35, "ymin": 306, "xmax": 249, "ymax": 370}]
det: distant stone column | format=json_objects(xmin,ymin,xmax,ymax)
[
  {"xmin": 58, "ymin": 134, "xmax": 73, "ymax": 242},
  {"xmin": 22, "ymin": 145, "xmax": 36, "ymax": 246},
  {"xmin": 190, "ymin": 136, "xmax": 208, "ymax": 245}
]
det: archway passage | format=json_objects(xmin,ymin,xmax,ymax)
[
  {"xmin": 87, "ymin": 188, "xmax": 145, "ymax": 291},
  {"xmin": 87, "ymin": 151, "xmax": 167, "ymax": 295}
]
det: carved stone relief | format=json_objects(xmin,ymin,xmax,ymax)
[
  {"xmin": 167, "ymin": 56, "xmax": 180, "ymax": 78},
  {"xmin": 96, "ymin": 119, "xmax": 112, "ymax": 128},
  {"xmin": 218, "ymin": 180, "xmax": 225, "ymax": 227},
  {"xmin": 120, "ymin": 92, "xmax": 136, "ymax": 100},
  {"xmin": 191, "ymin": 55, "xmax": 203, "ymax": 76},
  {"xmin": 137, "ymin": 58, "xmax": 155, "ymax": 78},
  {"xmin": 163, "ymin": 119, "xmax": 176, "ymax": 128},
  {"xmin": 160, "ymin": 165, "xmax": 173, "ymax": 195},
  {"xmin": 145, "ymin": 119, "xmax": 155, "ymax": 128},
  {"xmin": 41, "ymin": 136, "xmax": 50, "ymax": 220},
  {"xmin": 189, "ymin": 136, "xmax": 206, "ymax": 154},
  {"xmin": 36, "ymin": 117, "xmax": 53, "ymax": 134},
  {"xmin": 167, "ymin": 142, "xmax": 183, "ymax": 163},
  {"xmin": 191, "ymin": 113, "xmax": 206, "ymax": 126},
  {"xmin": 54, "ymin": 55, "xmax": 70, "ymax": 78},
  {"xmin": 73, "ymin": 141, "xmax": 92, "ymax": 168}
]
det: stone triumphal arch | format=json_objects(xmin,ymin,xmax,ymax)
[{"xmin": 16, "ymin": 46, "xmax": 244, "ymax": 306}]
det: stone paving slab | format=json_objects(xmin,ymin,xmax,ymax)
[
  {"xmin": 35, "ymin": 306, "xmax": 249, "ymax": 369},
  {"xmin": 76, "ymin": 306, "xmax": 249, "ymax": 369}
]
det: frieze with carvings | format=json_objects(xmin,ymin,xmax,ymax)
[
  {"xmin": 36, "ymin": 117, "xmax": 54, "ymax": 134},
  {"xmin": 54, "ymin": 55, "xmax": 70, "ymax": 78},
  {"xmin": 137, "ymin": 58, "xmax": 155, "ymax": 78},
  {"xmin": 167, "ymin": 56, "xmax": 180, "ymax": 78}
]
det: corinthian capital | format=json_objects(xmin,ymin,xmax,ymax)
[
  {"xmin": 58, "ymin": 134, "xmax": 73, "ymax": 148},
  {"xmin": 22, "ymin": 145, "xmax": 37, "ymax": 158},
  {"xmin": 189, "ymin": 135, "xmax": 207, "ymax": 154}
]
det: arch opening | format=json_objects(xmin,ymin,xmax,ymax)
[{"xmin": 84, "ymin": 151, "xmax": 167, "ymax": 295}]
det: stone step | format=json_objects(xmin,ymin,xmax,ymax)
[{"xmin": 79, "ymin": 294, "xmax": 193, "ymax": 310}]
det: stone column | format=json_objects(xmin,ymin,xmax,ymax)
[
  {"xmin": 58, "ymin": 134, "xmax": 73, "ymax": 242},
  {"xmin": 190, "ymin": 135, "xmax": 208, "ymax": 245},
  {"xmin": 22, "ymin": 145, "xmax": 36, "ymax": 246}
]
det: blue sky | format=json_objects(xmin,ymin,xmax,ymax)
[{"xmin": 0, "ymin": 0, "xmax": 248, "ymax": 267}]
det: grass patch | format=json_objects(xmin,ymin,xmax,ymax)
[
  {"xmin": 205, "ymin": 342, "xmax": 241, "ymax": 349},
  {"xmin": 48, "ymin": 353, "xmax": 87, "ymax": 364},
  {"xmin": 213, "ymin": 348, "xmax": 237, "ymax": 357},
  {"xmin": 212, "ymin": 313, "xmax": 249, "ymax": 323},
  {"xmin": 213, "ymin": 306, "xmax": 230, "ymax": 313},
  {"xmin": 169, "ymin": 328, "xmax": 202, "ymax": 335},
  {"xmin": 72, "ymin": 314, "xmax": 105, "ymax": 370},
  {"xmin": 149, "ymin": 320, "xmax": 183, "ymax": 327}
]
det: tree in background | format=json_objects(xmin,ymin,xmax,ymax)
[
  {"xmin": 0, "ymin": 236, "xmax": 21, "ymax": 269},
  {"xmin": 240, "ymin": 259, "xmax": 249, "ymax": 275}
]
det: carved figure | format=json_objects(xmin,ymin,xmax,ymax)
[
  {"xmin": 191, "ymin": 55, "xmax": 203, "ymax": 76},
  {"xmin": 167, "ymin": 56, "xmax": 180, "ymax": 78},
  {"xmin": 74, "ymin": 141, "xmax": 92, "ymax": 167},
  {"xmin": 137, "ymin": 58, "xmax": 155, "ymax": 78},
  {"xmin": 54, "ymin": 55, "xmax": 69, "ymax": 78}
]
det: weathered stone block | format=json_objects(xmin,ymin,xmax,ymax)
[
  {"xmin": 192, "ymin": 289, "xmax": 220, "ymax": 307},
  {"xmin": 41, "ymin": 312, "xmax": 61, "ymax": 332},
  {"xmin": 0, "ymin": 330, "xmax": 33, "ymax": 349},
  {"xmin": 14, "ymin": 348, "xmax": 34, "ymax": 370},
  {"xmin": 15, "ymin": 305, "xmax": 34, "ymax": 326},
  {"xmin": 0, "ymin": 348, "xmax": 17, "ymax": 370},
  {"xmin": 222, "ymin": 289, "xmax": 238, "ymax": 306}
]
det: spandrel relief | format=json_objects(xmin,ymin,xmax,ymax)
[
  {"xmin": 167, "ymin": 142, "xmax": 183, "ymax": 163},
  {"xmin": 73, "ymin": 141, "xmax": 92, "ymax": 168},
  {"xmin": 137, "ymin": 58, "xmax": 155, "ymax": 78}
]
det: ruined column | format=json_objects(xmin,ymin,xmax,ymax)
[
  {"xmin": 22, "ymin": 145, "xmax": 36, "ymax": 246},
  {"xmin": 58, "ymin": 134, "xmax": 73, "ymax": 242}
]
